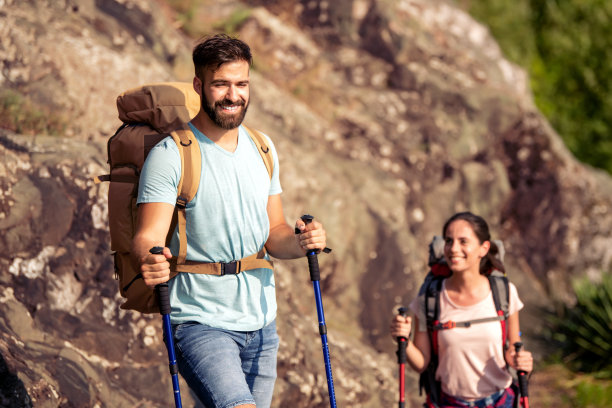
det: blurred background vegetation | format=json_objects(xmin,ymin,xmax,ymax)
[
  {"xmin": 454, "ymin": 1, "xmax": 612, "ymax": 404},
  {"xmin": 455, "ymin": 0, "xmax": 612, "ymax": 175}
]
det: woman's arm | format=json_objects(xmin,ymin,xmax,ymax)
[
  {"xmin": 390, "ymin": 314, "xmax": 431, "ymax": 373},
  {"xmin": 504, "ymin": 311, "xmax": 533, "ymax": 372}
]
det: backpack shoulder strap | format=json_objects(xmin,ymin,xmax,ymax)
[
  {"xmin": 170, "ymin": 128, "xmax": 201, "ymax": 265},
  {"xmin": 423, "ymin": 274, "xmax": 444, "ymax": 354},
  {"xmin": 420, "ymin": 272, "xmax": 444, "ymax": 405},
  {"xmin": 488, "ymin": 272, "xmax": 510, "ymax": 316},
  {"xmin": 488, "ymin": 272, "xmax": 510, "ymax": 349},
  {"xmin": 243, "ymin": 125, "xmax": 274, "ymax": 180}
]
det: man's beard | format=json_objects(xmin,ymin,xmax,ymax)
[{"xmin": 201, "ymin": 88, "xmax": 249, "ymax": 130}]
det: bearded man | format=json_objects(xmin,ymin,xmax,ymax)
[{"xmin": 132, "ymin": 34, "xmax": 328, "ymax": 408}]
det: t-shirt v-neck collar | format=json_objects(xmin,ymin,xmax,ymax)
[{"xmin": 188, "ymin": 123, "xmax": 243, "ymax": 157}]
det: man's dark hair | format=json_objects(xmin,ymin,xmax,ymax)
[{"xmin": 193, "ymin": 34, "xmax": 252, "ymax": 79}]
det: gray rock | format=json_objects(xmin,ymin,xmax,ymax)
[{"xmin": 1, "ymin": 0, "xmax": 611, "ymax": 407}]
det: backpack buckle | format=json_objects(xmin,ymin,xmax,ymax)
[
  {"xmin": 220, "ymin": 261, "xmax": 239, "ymax": 275},
  {"xmin": 176, "ymin": 196, "xmax": 188, "ymax": 209},
  {"xmin": 439, "ymin": 321, "xmax": 456, "ymax": 330}
]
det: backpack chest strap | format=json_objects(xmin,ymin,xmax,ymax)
[
  {"xmin": 432, "ymin": 312, "xmax": 508, "ymax": 331},
  {"xmin": 170, "ymin": 249, "xmax": 273, "ymax": 276}
]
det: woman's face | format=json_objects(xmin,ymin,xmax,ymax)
[{"xmin": 443, "ymin": 219, "xmax": 490, "ymax": 274}]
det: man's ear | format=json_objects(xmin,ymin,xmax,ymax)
[{"xmin": 193, "ymin": 76, "xmax": 202, "ymax": 96}]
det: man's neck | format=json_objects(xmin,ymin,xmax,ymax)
[{"xmin": 191, "ymin": 112, "xmax": 240, "ymax": 152}]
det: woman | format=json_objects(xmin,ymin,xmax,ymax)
[{"xmin": 390, "ymin": 212, "xmax": 533, "ymax": 408}]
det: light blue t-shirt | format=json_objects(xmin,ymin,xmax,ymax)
[{"xmin": 137, "ymin": 123, "xmax": 282, "ymax": 331}]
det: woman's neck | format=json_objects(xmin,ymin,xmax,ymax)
[{"xmin": 445, "ymin": 269, "xmax": 489, "ymax": 303}]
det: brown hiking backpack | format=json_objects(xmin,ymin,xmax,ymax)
[{"xmin": 96, "ymin": 82, "xmax": 274, "ymax": 314}]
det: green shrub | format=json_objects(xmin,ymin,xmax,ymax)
[
  {"xmin": 166, "ymin": 0, "xmax": 199, "ymax": 37},
  {"xmin": 166, "ymin": 1, "xmax": 251, "ymax": 42},
  {"xmin": 0, "ymin": 89, "xmax": 67, "ymax": 136},
  {"xmin": 551, "ymin": 273, "xmax": 612, "ymax": 378},
  {"xmin": 213, "ymin": 8, "xmax": 252, "ymax": 36},
  {"xmin": 574, "ymin": 377, "xmax": 612, "ymax": 407},
  {"xmin": 456, "ymin": 0, "xmax": 612, "ymax": 174}
]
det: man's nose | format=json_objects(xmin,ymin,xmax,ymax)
[{"xmin": 226, "ymin": 85, "xmax": 239, "ymax": 101}]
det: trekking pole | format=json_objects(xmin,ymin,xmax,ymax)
[
  {"xmin": 396, "ymin": 307, "xmax": 408, "ymax": 408},
  {"xmin": 295, "ymin": 215, "xmax": 336, "ymax": 408},
  {"xmin": 514, "ymin": 342, "xmax": 529, "ymax": 408},
  {"xmin": 151, "ymin": 247, "xmax": 183, "ymax": 408}
]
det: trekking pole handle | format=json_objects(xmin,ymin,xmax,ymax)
[
  {"xmin": 295, "ymin": 215, "xmax": 331, "ymax": 282},
  {"xmin": 150, "ymin": 246, "xmax": 171, "ymax": 316},
  {"xmin": 397, "ymin": 307, "xmax": 408, "ymax": 364},
  {"xmin": 514, "ymin": 342, "xmax": 529, "ymax": 398},
  {"xmin": 296, "ymin": 214, "xmax": 332, "ymax": 254}
]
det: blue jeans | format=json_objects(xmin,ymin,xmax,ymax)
[
  {"xmin": 172, "ymin": 320, "xmax": 279, "ymax": 408},
  {"xmin": 439, "ymin": 385, "xmax": 516, "ymax": 408}
]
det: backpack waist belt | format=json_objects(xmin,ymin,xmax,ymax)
[{"xmin": 170, "ymin": 249, "xmax": 274, "ymax": 275}]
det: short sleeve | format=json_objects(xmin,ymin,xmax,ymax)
[
  {"xmin": 409, "ymin": 294, "xmax": 428, "ymax": 332},
  {"xmin": 137, "ymin": 137, "xmax": 181, "ymax": 205}
]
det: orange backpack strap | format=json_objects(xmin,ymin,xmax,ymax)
[
  {"xmin": 168, "ymin": 126, "xmax": 274, "ymax": 276},
  {"xmin": 170, "ymin": 128, "xmax": 201, "ymax": 266},
  {"xmin": 171, "ymin": 248, "xmax": 273, "ymax": 275},
  {"xmin": 243, "ymin": 125, "xmax": 273, "ymax": 179}
]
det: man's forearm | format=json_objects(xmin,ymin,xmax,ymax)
[
  {"xmin": 131, "ymin": 233, "xmax": 157, "ymax": 269},
  {"xmin": 265, "ymin": 223, "xmax": 304, "ymax": 259}
]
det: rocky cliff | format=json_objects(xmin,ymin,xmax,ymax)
[{"xmin": 2, "ymin": 0, "xmax": 612, "ymax": 407}]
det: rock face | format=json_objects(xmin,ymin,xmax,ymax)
[{"xmin": 1, "ymin": 0, "xmax": 612, "ymax": 407}]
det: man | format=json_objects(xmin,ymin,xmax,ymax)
[{"xmin": 132, "ymin": 34, "xmax": 328, "ymax": 408}]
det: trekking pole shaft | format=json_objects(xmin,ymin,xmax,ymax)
[
  {"xmin": 399, "ymin": 368, "xmax": 405, "ymax": 408},
  {"xmin": 514, "ymin": 342, "xmax": 529, "ymax": 408},
  {"xmin": 309, "ymin": 253, "xmax": 337, "ymax": 408},
  {"xmin": 151, "ymin": 247, "xmax": 183, "ymax": 408},
  {"xmin": 397, "ymin": 307, "xmax": 408, "ymax": 408},
  {"xmin": 298, "ymin": 215, "xmax": 336, "ymax": 408}
]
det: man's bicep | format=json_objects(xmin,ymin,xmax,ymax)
[
  {"xmin": 134, "ymin": 202, "xmax": 175, "ymax": 242},
  {"xmin": 266, "ymin": 194, "xmax": 287, "ymax": 231}
]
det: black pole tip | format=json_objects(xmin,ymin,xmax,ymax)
[{"xmin": 150, "ymin": 246, "xmax": 164, "ymax": 255}]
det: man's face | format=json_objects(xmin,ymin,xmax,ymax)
[{"xmin": 199, "ymin": 60, "xmax": 250, "ymax": 130}]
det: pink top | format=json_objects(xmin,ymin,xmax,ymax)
[{"xmin": 411, "ymin": 279, "xmax": 523, "ymax": 400}]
